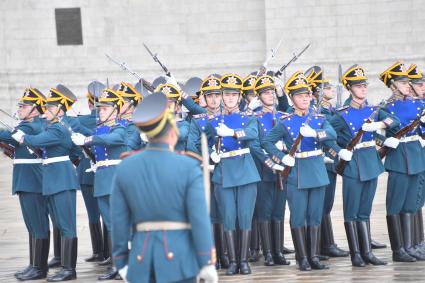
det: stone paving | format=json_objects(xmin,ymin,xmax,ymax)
[{"xmin": 1, "ymin": 156, "xmax": 424, "ymax": 282}]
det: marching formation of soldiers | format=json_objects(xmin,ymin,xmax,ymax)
[{"xmin": 1, "ymin": 59, "xmax": 425, "ymax": 283}]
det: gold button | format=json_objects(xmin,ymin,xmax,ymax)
[
  {"xmin": 167, "ymin": 252, "xmax": 174, "ymax": 259},
  {"xmin": 137, "ymin": 255, "xmax": 143, "ymax": 261}
]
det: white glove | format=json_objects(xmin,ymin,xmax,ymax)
[
  {"xmin": 420, "ymin": 138, "xmax": 425, "ymax": 148},
  {"xmin": 324, "ymin": 156, "xmax": 334, "ymax": 164},
  {"xmin": 165, "ymin": 74, "xmax": 180, "ymax": 89},
  {"xmin": 275, "ymin": 140, "xmax": 284, "ymax": 151},
  {"xmin": 210, "ymin": 150, "xmax": 221, "ymax": 164},
  {"xmin": 383, "ymin": 137, "xmax": 400, "ymax": 149},
  {"xmin": 196, "ymin": 265, "xmax": 218, "ymax": 283},
  {"xmin": 216, "ymin": 123, "xmax": 235, "ymax": 137},
  {"xmin": 71, "ymin": 133, "xmax": 87, "ymax": 146},
  {"xmin": 282, "ymin": 154, "xmax": 295, "ymax": 167},
  {"xmin": 272, "ymin": 163, "xmax": 285, "ymax": 172},
  {"xmin": 11, "ymin": 129, "xmax": 25, "ymax": 142},
  {"xmin": 338, "ymin": 149, "xmax": 353, "ymax": 161},
  {"xmin": 361, "ymin": 121, "xmax": 385, "ymax": 132},
  {"xmin": 208, "ymin": 165, "xmax": 215, "ymax": 172},
  {"xmin": 248, "ymin": 97, "xmax": 263, "ymax": 110},
  {"xmin": 140, "ymin": 133, "xmax": 148, "ymax": 143},
  {"xmin": 300, "ymin": 125, "xmax": 317, "ymax": 138},
  {"xmin": 118, "ymin": 266, "xmax": 128, "ymax": 283},
  {"xmin": 420, "ymin": 115, "xmax": 425, "ymax": 124}
]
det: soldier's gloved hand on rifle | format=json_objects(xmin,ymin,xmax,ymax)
[
  {"xmin": 275, "ymin": 140, "xmax": 284, "ymax": 151},
  {"xmin": 216, "ymin": 123, "xmax": 235, "ymax": 137},
  {"xmin": 71, "ymin": 133, "xmax": 88, "ymax": 146},
  {"xmin": 420, "ymin": 115, "xmax": 425, "ymax": 124},
  {"xmin": 247, "ymin": 97, "xmax": 263, "ymax": 111},
  {"xmin": 11, "ymin": 129, "xmax": 25, "ymax": 143},
  {"xmin": 282, "ymin": 154, "xmax": 295, "ymax": 167},
  {"xmin": 196, "ymin": 264, "xmax": 218, "ymax": 283},
  {"xmin": 272, "ymin": 163, "xmax": 285, "ymax": 172},
  {"xmin": 165, "ymin": 74, "xmax": 180, "ymax": 89},
  {"xmin": 361, "ymin": 121, "xmax": 385, "ymax": 132},
  {"xmin": 338, "ymin": 149, "xmax": 353, "ymax": 161},
  {"xmin": 383, "ymin": 137, "xmax": 400, "ymax": 149},
  {"xmin": 118, "ymin": 266, "xmax": 128, "ymax": 283},
  {"xmin": 210, "ymin": 147, "xmax": 221, "ymax": 164},
  {"xmin": 420, "ymin": 138, "xmax": 425, "ymax": 148},
  {"xmin": 300, "ymin": 125, "xmax": 317, "ymax": 138}
]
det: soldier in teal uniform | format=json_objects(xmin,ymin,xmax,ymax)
[
  {"xmin": 379, "ymin": 61, "xmax": 425, "ymax": 262},
  {"xmin": 0, "ymin": 88, "xmax": 49, "ymax": 280},
  {"xmin": 110, "ymin": 92, "xmax": 218, "ymax": 283},
  {"xmin": 186, "ymin": 76, "xmax": 230, "ymax": 270},
  {"xmin": 76, "ymin": 81, "xmax": 106, "ymax": 263},
  {"xmin": 305, "ymin": 66, "xmax": 349, "ymax": 258},
  {"xmin": 71, "ymin": 88, "xmax": 127, "ymax": 280},
  {"xmin": 156, "ymin": 83, "xmax": 190, "ymax": 151},
  {"xmin": 116, "ymin": 81, "xmax": 144, "ymax": 150},
  {"xmin": 407, "ymin": 64, "xmax": 425, "ymax": 253},
  {"xmin": 249, "ymin": 75, "xmax": 290, "ymax": 267},
  {"xmin": 262, "ymin": 71, "xmax": 338, "ymax": 271},
  {"xmin": 329, "ymin": 65, "xmax": 399, "ymax": 267},
  {"xmin": 12, "ymin": 85, "xmax": 80, "ymax": 281},
  {"xmin": 207, "ymin": 74, "xmax": 260, "ymax": 275}
]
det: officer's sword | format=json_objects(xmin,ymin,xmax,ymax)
[{"xmin": 201, "ymin": 133, "xmax": 211, "ymax": 213}]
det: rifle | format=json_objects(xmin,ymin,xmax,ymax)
[
  {"xmin": 336, "ymin": 64, "xmax": 343, "ymax": 109},
  {"xmin": 281, "ymin": 71, "xmax": 324, "ymax": 181},
  {"xmin": 215, "ymin": 102, "xmax": 225, "ymax": 154},
  {"xmin": 0, "ymin": 142, "xmax": 15, "ymax": 159},
  {"xmin": 256, "ymin": 36, "xmax": 284, "ymax": 77},
  {"xmin": 143, "ymin": 43, "xmax": 171, "ymax": 77},
  {"xmin": 335, "ymin": 100, "xmax": 388, "ymax": 175},
  {"xmin": 0, "ymin": 117, "xmax": 42, "ymax": 158},
  {"xmin": 274, "ymin": 43, "xmax": 311, "ymax": 78},
  {"xmin": 105, "ymin": 54, "xmax": 155, "ymax": 93},
  {"xmin": 378, "ymin": 110, "xmax": 425, "ymax": 159}
]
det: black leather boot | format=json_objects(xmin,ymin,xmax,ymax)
[
  {"xmin": 344, "ymin": 222, "xmax": 365, "ymax": 267},
  {"xmin": 307, "ymin": 226, "xmax": 329, "ymax": 270},
  {"xmin": 291, "ymin": 227, "xmax": 311, "ymax": 271},
  {"xmin": 14, "ymin": 233, "xmax": 33, "ymax": 278},
  {"xmin": 48, "ymin": 227, "xmax": 61, "ymax": 268},
  {"xmin": 321, "ymin": 214, "xmax": 349, "ymax": 257},
  {"xmin": 19, "ymin": 238, "xmax": 50, "ymax": 280},
  {"xmin": 259, "ymin": 221, "xmax": 274, "ymax": 266},
  {"xmin": 85, "ymin": 223, "xmax": 104, "ymax": 262},
  {"xmin": 217, "ymin": 224, "xmax": 230, "ymax": 269},
  {"xmin": 213, "ymin": 224, "xmax": 221, "ymax": 269},
  {"xmin": 316, "ymin": 224, "xmax": 329, "ymax": 261},
  {"xmin": 224, "ymin": 230, "xmax": 238, "ymax": 275},
  {"xmin": 272, "ymin": 221, "xmax": 289, "ymax": 265},
  {"xmin": 400, "ymin": 213, "xmax": 425, "ymax": 260},
  {"xmin": 98, "ymin": 224, "xmax": 111, "ymax": 266},
  {"xmin": 416, "ymin": 209, "xmax": 425, "ymax": 252},
  {"xmin": 357, "ymin": 221, "xmax": 387, "ymax": 265},
  {"xmin": 248, "ymin": 220, "xmax": 260, "ymax": 262},
  {"xmin": 239, "ymin": 230, "xmax": 251, "ymax": 275},
  {"xmin": 47, "ymin": 237, "xmax": 77, "ymax": 282},
  {"xmin": 367, "ymin": 220, "xmax": 387, "ymax": 249},
  {"xmin": 386, "ymin": 214, "xmax": 416, "ymax": 262},
  {"xmin": 98, "ymin": 233, "xmax": 119, "ymax": 280}
]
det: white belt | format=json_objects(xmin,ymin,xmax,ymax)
[
  {"xmin": 96, "ymin": 159, "xmax": 121, "ymax": 168},
  {"xmin": 13, "ymin": 158, "xmax": 43, "ymax": 164},
  {"xmin": 221, "ymin": 148, "xmax": 250, "ymax": 159},
  {"xmin": 400, "ymin": 135, "xmax": 420, "ymax": 143},
  {"xmin": 354, "ymin": 141, "xmax": 376, "ymax": 150},
  {"xmin": 43, "ymin": 156, "xmax": 70, "ymax": 165},
  {"xmin": 295, "ymin": 149, "xmax": 323, "ymax": 159},
  {"xmin": 135, "ymin": 221, "xmax": 192, "ymax": 232}
]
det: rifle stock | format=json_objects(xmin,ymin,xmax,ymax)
[{"xmin": 335, "ymin": 129, "xmax": 365, "ymax": 175}]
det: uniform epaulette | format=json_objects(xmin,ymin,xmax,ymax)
[
  {"xmin": 279, "ymin": 113, "xmax": 294, "ymax": 120},
  {"xmin": 276, "ymin": 111, "xmax": 288, "ymax": 115},
  {"xmin": 176, "ymin": 150, "xmax": 203, "ymax": 162},
  {"xmin": 192, "ymin": 113, "xmax": 209, "ymax": 119},
  {"xmin": 254, "ymin": 111, "xmax": 264, "ymax": 117},
  {"xmin": 241, "ymin": 109, "xmax": 254, "ymax": 116},
  {"xmin": 314, "ymin": 113, "xmax": 325, "ymax": 118},
  {"xmin": 336, "ymin": 105, "xmax": 349, "ymax": 112}
]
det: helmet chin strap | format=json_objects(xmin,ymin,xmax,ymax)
[
  {"xmin": 98, "ymin": 106, "xmax": 117, "ymax": 126},
  {"xmin": 222, "ymin": 94, "xmax": 240, "ymax": 114},
  {"xmin": 22, "ymin": 105, "xmax": 37, "ymax": 121}
]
